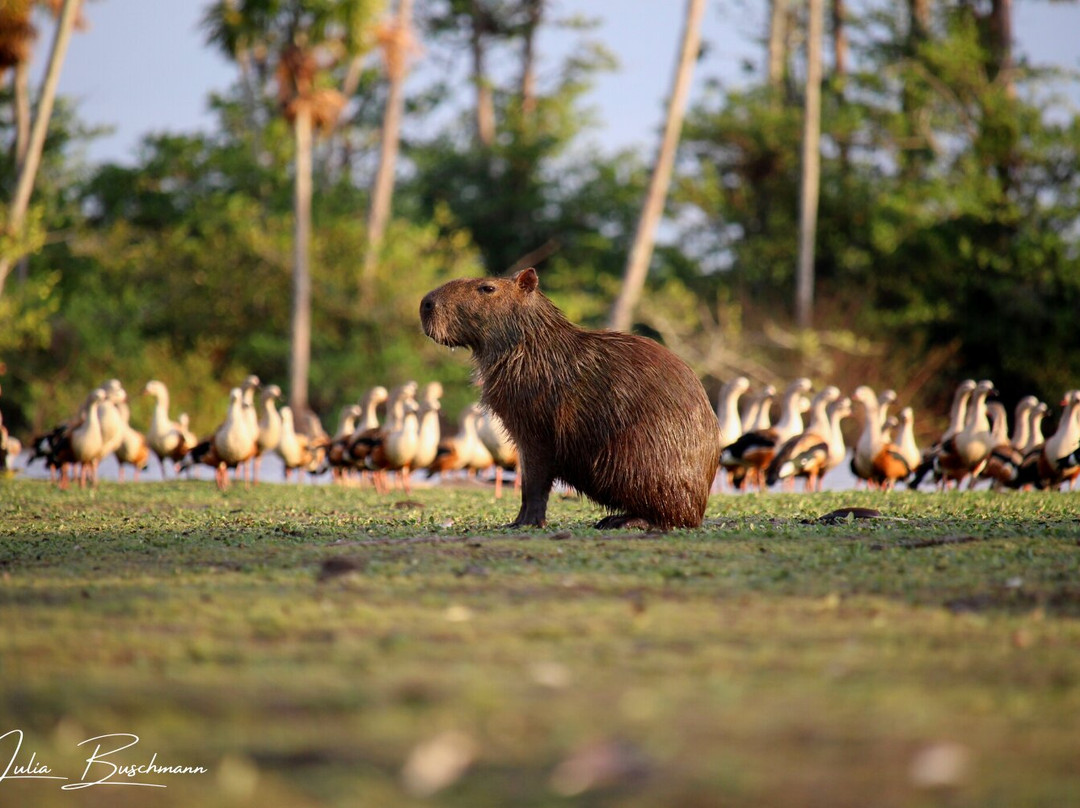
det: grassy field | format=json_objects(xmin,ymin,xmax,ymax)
[{"xmin": 0, "ymin": 478, "xmax": 1078, "ymax": 807}]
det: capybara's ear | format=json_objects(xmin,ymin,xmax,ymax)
[{"xmin": 514, "ymin": 267, "xmax": 539, "ymax": 294}]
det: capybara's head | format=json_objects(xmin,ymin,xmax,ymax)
[{"xmin": 420, "ymin": 268, "xmax": 544, "ymax": 352}]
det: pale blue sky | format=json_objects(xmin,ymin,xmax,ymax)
[{"xmin": 35, "ymin": 0, "xmax": 1080, "ymax": 166}]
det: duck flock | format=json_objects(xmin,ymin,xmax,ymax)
[
  {"xmin": 2, "ymin": 374, "xmax": 1079, "ymax": 495},
  {"xmin": 4, "ymin": 376, "xmax": 518, "ymax": 494},
  {"xmin": 717, "ymin": 377, "xmax": 1080, "ymax": 493}
]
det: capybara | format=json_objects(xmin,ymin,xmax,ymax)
[{"xmin": 420, "ymin": 268, "xmax": 720, "ymax": 529}]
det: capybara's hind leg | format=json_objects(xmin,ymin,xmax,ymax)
[{"xmin": 594, "ymin": 514, "xmax": 657, "ymax": 531}]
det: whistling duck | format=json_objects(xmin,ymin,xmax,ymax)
[
  {"xmin": 922, "ymin": 379, "xmax": 993, "ymax": 490},
  {"xmin": 894, "ymin": 406, "xmax": 921, "ymax": 473},
  {"xmin": 740, "ymin": 385, "xmax": 776, "ymax": 433},
  {"xmin": 722, "ymin": 378, "xmax": 812, "ymax": 491},
  {"xmin": 981, "ymin": 429, "xmax": 1026, "ymax": 491},
  {"xmin": 851, "ymin": 385, "xmax": 911, "ymax": 489},
  {"xmin": 909, "ymin": 379, "xmax": 978, "ymax": 490},
  {"xmin": 412, "ymin": 382, "xmax": 444, "ymax": 472},
  {"xmin": 367, "ymin": 387, "xmax": 420, "ymax": 493},
  {"xmin": 477, "ymin": 405, "xmax": 519, "ymax": 498},
  {"xmin": 719, "ymin": 384, "xmax": 775, "ymax": 490},
  {"xmin": 988, "ymin": 401, "xmax": 1010, "ymax": 445},
  {"xmin": 772, "ymin": 378, "xmax": 813, "ymax": 444},
  {"xmin": 1009, "ymin": 396, "xmax": 1037, "ymax": 451},
  {"xmin": 428, "ymin": 401, "xmax": 485, "ymax": 480},
  {"xmin": 1004, "ymin": 401, "xmax": 1050, "ymax": 491},
  {"xmin": 210, "ymin": 387, "xmax": 258, "ymax": 490},
  {"xmin": 343, "ymin": 385, "xmax": 391, "ymax": 484},
  {"xmin": 1038, "ymin": 391, "xmax": 1080, "ymax": 490},
  {"xmin": 712, "ymin": 376, "xmax": 749, "ymax": 492},
  {"xmin": 276, "ymin": 405, "xmax": 324, "ymax": 482},
  {"xmin": 358, "ymin": 385, "xmax": 389, "ymax": 432},
  {"xmin": 0, "ymin": 410, "xmax": 19, "ymax": 473},
  {"xmin": 234, "ymin": 375, "xmax": 260, "ymax": 482},
  {"xmin": 326, "ymin": 404, "xmax": 363, "ymax": 482},
  {"xmin": 69, "ymin": 389, "xmax": 108, "ymax": 489},
  {"xmin": 462, "ymin": 403, "xmax": 495, "ymax": 478},
  {"xmin": 252, "ymin": 384, "xmax": 283, "ymax": 482},
  {"xmin": 112, "ymin": 384, "xmax": 150, "ymax": 481},
  {"xmin": 0, "ymin": 386, "xmax": 18, "ymax": 474},
  {"xmin": 27, "ymin": 419, "xmax": 73, "ymax": 485},
  {"xmin": 766, "ymin": 385, "xmax": 840, "ymax": 491},
  {"xmin": 1024, "ymin": 401, "xmax": 1049, "ymax": 455},
  {"xmin": 877, "ymin": 389, "xmax": 898, "ymax": 429},
  {"xmin": 851, "ymin": 385, "xmax": 881, "ymax": 482},
  {"xmin": 331, "ymin": 403, "xmax": 362, "ymax": 441},
  {"xmin": 144, "ymin": 380, "xmax": 192, "ymax": 477},
  {"xmin": 824, "ymin": 395, "xmax": 852, "ymax": 476},
  {"xmin": 178, "ymin": 413, "xmax": 198, "ymax": 455},
  {"xmin": 58, "ymin": 390, "xmax": 99, "ymax": 488},
  {"xmin": 972, "ymin": 400, "xmax": 1018, "ymax": 489},
  {"xmin": 953, "ymin": 379, "xmax": 997, "ymax": 486},
  {"xmin": 98, "ymin": 380, "xmax": 126, "ymax": 465},
  {"xmin": 882, "ymin": 415, "xmax": 899, "ymax": 444},
  {"xmin": 1057, "ymin": 403, "xmax": 1080, "ymax": 479},
  {"xmin": 240, "ymin": 375, "xmax": 261, "ymax": 432},
  {"xmin": 0, "ymin": 384, "xmax": 8, "ymax": 468},
  {"xmin": 716, "ymin": 376, "xmax": 750, "ymax": 448}
]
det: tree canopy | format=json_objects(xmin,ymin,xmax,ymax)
[{"xmin": 1, "ymin": 0, "xmax": 1079, "ymax": 442}]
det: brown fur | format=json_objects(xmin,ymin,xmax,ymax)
[{"xmin": 420, "ymin": 268, "xmax": 721, "ymax": 529}]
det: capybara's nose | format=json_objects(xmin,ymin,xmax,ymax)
[{"xmin": 420, "ymin": 294, "xmax": 435, "ymax": 316}]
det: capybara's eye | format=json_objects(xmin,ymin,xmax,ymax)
[{"xmin": 478, "ymin": 284, "xmax": 497, "ymax": 294}]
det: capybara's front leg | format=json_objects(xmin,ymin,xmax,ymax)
[{"xmin": 509, "ymin": 451, "xmax": 553, "ymax": 527}]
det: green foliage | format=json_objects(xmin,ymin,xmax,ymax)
[
  {"xmin": 4, "ymin": 0, "xmax": 1080, "ymax": 442},
  {"xmin": 671, "ymin": 0, "xmax": 1080, "ymax": 406}
]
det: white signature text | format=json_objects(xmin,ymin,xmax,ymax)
[{"xmin": 0, "ymin": 729, "xmax": 208, "ymax": 790}]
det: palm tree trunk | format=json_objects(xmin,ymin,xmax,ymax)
[
  {"xmin": 608, "ymin": 0, "xmax": 705, "ymax": 332},
  {"xmin": 519, "ymin": 0, "xmax": 543, "ymax": 120},
  {"xmin": 832, "ymin": 0, "xmax": 850, "ymax": 173},
  {"xmin": 0, "ymin": 0, "xmax": 80, "ymax": 300},
  {"xmin": 470, "ymin": 0, "xmax": 495, "ymax": 148},
  {"xmin": 361, "ymin": 0, "xmax": 413, "ymax": 304},
  {"xmin": 290, "ymin": 106, "xmax": 314, "ymax": 416},
  {"xmin": 989, "ymin": 0, "xmax": 1014, "ymax": 98},
  {"xmin": 795, "ymin": 0, "xmax": 825, "ymax": 330},
  {"xmin": 767, "ymin": 0, "xmax": 788, "ymax": 88},
  {"xmin": 832, "ymin": 0, "xmax": 848, "ymax": 80},
  {"xmin": 13, "ymin": 60, "xmax": 30, "ymax": 170},
  {"xmin": 13, "ymin": 59, "xmax": 32, "ymax": 284}
]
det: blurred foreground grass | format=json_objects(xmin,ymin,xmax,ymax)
[{"xmin": 0, "ymin": 479, "xmax": 1078, "ymax": 807}]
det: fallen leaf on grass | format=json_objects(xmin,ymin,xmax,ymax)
[
  {"xmin": 549, "ymin": 739, "xmax": 651, "ymax": 796},
  {"xmin": 909, "ymin": 741, "xmax": 972, "ymax": 789},
  {"xmin": 401, "ymin": 730, "xmax": 476, "ymax": 797},
  {"xmin": 529, "ymin": 661, "xmax": 572, "ymax": 689},
  {"xmin": 217, "ymin": 755, "xmax": 259, "ymax": 799},
  {"xmin": 444, "ymin": 604, "xmax": 473, "ymax": 622}
]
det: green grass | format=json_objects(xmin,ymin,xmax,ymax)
[{"xmin": 1, "ymin": 479, "xmax": 1078, "ymax": 807}]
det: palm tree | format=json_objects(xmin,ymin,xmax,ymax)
[
  {"xmin": 608, "ymin": 0, "xmax": 705, "ymax": 333},
  {"xmin": 204, "ymin": 0, "xmax": 381, "ymax": 416},
  {"xmin": 360, "ymin": 0, "xmax": 416, "ymax": 304},
  {"xmin": 0, "ymin": 0, "xmax": 80, "ymax": 299},
  {"xmin": 0, "ymin": 0, "xmax": 35, "ymax": 170},
  {"xmin": 767, "ymin": 0, "xmax": 787, "ymax": 88},
  {"xmin": 795, "ymin": 0, "xmax": 825, "ymax": 330}
]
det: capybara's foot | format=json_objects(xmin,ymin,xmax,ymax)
[
  {"xmin": 594, "ymin": 514, "xmax": 656, "ymax": 531},
  {"xmin": 507, "ymin": 518, "xmax": 547, "ymax": 529}
]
